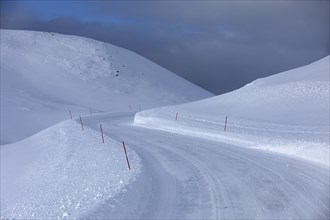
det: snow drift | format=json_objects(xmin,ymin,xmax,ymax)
[
  {"xmin": 1, "ymin": 118, "xmax": 141, "ymax": 219},
  {"xmin": 0, "ymin": 29, "xmax": 212, "ymax": 144},
  {"xmin": 134, "ymin": 56, "xmax": 330, "ymax": 166}
]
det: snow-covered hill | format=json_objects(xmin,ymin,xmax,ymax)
[
  {"xmin": 0, "ymin": 29, "xmax": 212, "ymax": 144},
  {"xmin": 134, "ymin": 56, "xmax": 330, "ymax": 166}
]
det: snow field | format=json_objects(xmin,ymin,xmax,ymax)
[
  {"xmin": 1, "ymin": 118, "xmax": 141, "ymax": 219},
  {"xmin": 134, "ymin": 56, "xmax": 330, "ymax": 167}
]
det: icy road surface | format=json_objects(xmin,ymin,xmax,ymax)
[{"xmin": 83, "ymin": 112, "xmax": 329, "ymax": 219}]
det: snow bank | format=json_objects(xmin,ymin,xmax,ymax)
[
  {"xmin": 134, "ymin": 56, "xmax": 330, "ymax": 167},
  {"xmin": 1, "ymin": 119, "xmax": 141, "ymax": 219}
]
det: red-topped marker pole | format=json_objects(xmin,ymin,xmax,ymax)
[
  {"xmin": 100, "ymin": 124, "xmax": 104, "ymax": 143},
  {"xmin": 122, "ymin": 142, "xmax": 131, "ymax": 170},
  {"xmin": 80, "ymin": 116, "xmax": 84, "ymax": 130},
  {"xmin": 224, "ymin": 116, "xmax": 228, "ymax": 131}
]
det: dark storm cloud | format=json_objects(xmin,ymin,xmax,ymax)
[{"xmin": 1, "ymin": 1, "xmax": 329, "ymax": 94}]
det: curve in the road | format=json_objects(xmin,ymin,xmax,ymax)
[{"xmin": 83, "ymin": 113, "xmax": 329, "ymax": 219}]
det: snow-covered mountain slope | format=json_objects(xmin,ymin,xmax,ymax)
[
  {"xmin": 0, "ymin": 29, "xmax": 212, "ymax": 144},
  {"xmin": 1, "ymin": 118, "xmax": 141, "ymax": 219},
  {"xmin": 134, "ymin": 56, "xmax": 330, "ymax": 166}
]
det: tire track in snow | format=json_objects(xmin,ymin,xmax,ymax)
[{"xmin": 135, "ymin": 135, "xmax": 222, "ymax": 219}]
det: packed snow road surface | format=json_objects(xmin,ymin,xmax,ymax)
[{"xmin": 83, "ymin": 113, "xmax": 329, "ymax": 219}]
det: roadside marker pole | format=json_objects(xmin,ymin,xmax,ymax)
[
  {"xmin": 122, "ymin": 142, "xmax": 131, "ymax": 170},
  {"xmin": 176, "ymin": 112, "xmax": 178, "ymax": 121},
  {"xmin": 224, "ymin": 116, "xmax": 228, "ymax": 131},
  {"xmin": 80, "ymin": 116, "xmax": 84, "ymax": 130},
  {"xmin": 129, "ymin": 104, "xmax": 132, "ymax": 111},
  {"xmin": 100, "ymin": 124, "xmax": 104, "ymax": 144},
  {"xmin": 139, "ymin": 105, "xmax": 141, "ymax": 112},
  {"xmin": 69, "ymin": 111, "xmax": 72, "ymax": 120},
  {"xmin": 90, "ymin": 107, "xmax": 92, "ymax": 116}
]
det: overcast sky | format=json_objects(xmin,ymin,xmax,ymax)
[{"xmin": 1, "ymin": 0, "xmax": 329, "ymax": 94}]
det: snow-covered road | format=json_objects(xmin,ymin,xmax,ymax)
[{"xmin": 83, "ymin": 112, "xmax": 329, "ymax": 219}]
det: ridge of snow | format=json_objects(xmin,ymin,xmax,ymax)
[
  {"xmin": 0, "ymin": 29, "xmax": 212, "ymax": 144},
  {"xmin": 1, "ymin": 118, "xmax": 141, "ymax": 219},
  {"xmin": 134, "ymin": 56, "xmax": 330, "ymax": 166}
]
